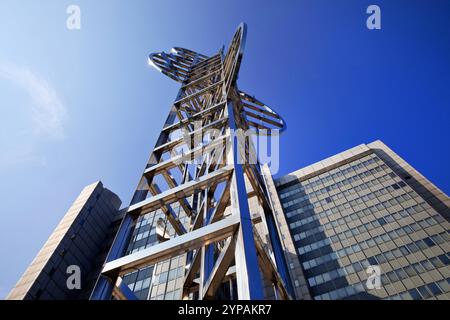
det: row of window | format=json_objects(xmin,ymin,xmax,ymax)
[
  {"xmin": 123, "ymin": 266, "xmax": 154, "ymax": 299},
  {"xmin": 289, "ymin": 189, "xmax": 419, "ymax": 224},
  {"xmin": 302, "ymin": 232, "xmax": 448, "ymax": 271},
  {"xmin": 152, "ymin": 266, "xmax": 184, "ymax": 285},
  {"xmin": 146, "ymin": 254, "xmax": 187, "ymax": 300},
  {"xmin": 313, "ymin": 172, "xmax": 399, "ymax": 208},
  {"xmin": 281, "ymin": 167, "xmax": 393, "ymax": 210},
  {"xmin": 298, "ymin": 204, "xmax": 435, "ymax": 249},
  {"xmin": 285, "ymin": 178, "xmax": 415, "ymax": 226},
  {"xmin": 366, "ymin": 233, "xmax": 449, "ymax": 266},
  {"xmin": 314, "ymin": 278, "xmax": 450, "ymax": 300},
  {"xmin": 152, "ymin": 288, "xmax": 182, "ymax": 300},
  {"xmin": 389, "ymin": 279, "xmax": 450, "ymax": 300},
  {"xmin": 309, "ymin": 253, "xmax": 450, "ymax": 299},
  {"xmin": 289, "ymin": 186, "xmax": 416, "ymax": 233},
  {"xmin": 312, "ymin": 177, "xmax": 407, "ymax": 212},
  {"xmin": 308, "ymin": 268, "xmax": 346, "ymax": 287},
  {"xmin": 292, "ymin": 196, "xmax": 425, "ymax": 243},
  {"xmin": 124, "ymin": 205, "xmax": 190, "ymax": 300},
  {"xmin": 313, "ymin": 282, "xmax": 366, "ymax": 300},
  {"xmin": 279, "ymin": 155, "xmax": 384, "ymax": 200},
  {"xmin": 381, "ymin": 255, "xmax": 450, "ymax": 286},
  {"xmin": 297, "ymin": 212, "xmax": 443, "ymax": 275},
  {"xmin": 304, "ymin": 240, "xmax": 450, "ymax": 299},
  {"xmin": 324, "ymin": 192, "xmax": 421, "ymax": 225},
  {"xmin": 279, "ymin": 154, "xmax": 380, "ymax": 194},
  {"xmin": 340, "ymin": 253, "xmax": 450, "ymax": 290}
]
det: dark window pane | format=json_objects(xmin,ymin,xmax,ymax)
[
  {"xmin": 399, "ymin": 246, "xmax": 410, "ymax": 255},
  {"xmin": 427, "ymin": 283, "xmax": 442, "ymax": 296},
  {"xmin": 430, "ymin": 257, "xmax": 444, "ymax": 268},
  {"xmin": 423, "ymin": 237, "xmax": 435, "ymax": 247},
  {"xmin": 396, "ymin": 269, "xmax": 408, "ymax": 280},
  {"xmin": 438, "ymin": 255, "xmax": 450, "ymax": 266},
  {"xmin": 408, "ymin": 288, "xmax": 421, "ymax": 300},
  {"xmin": 417, "ymin": 286, "xmax": 432, "ymax": 299}
]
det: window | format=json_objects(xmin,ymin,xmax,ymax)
[
  {"xmin": 345, "ymin": 265, "xmax": 355, "ymax": 274},
  {"xmin": 431, "ymin": 234, "xmax": 444, "ymax": 245},
  {"xmin": 408, "ymin": 288, "xmax": 421, "ymax": 300},
  {"xmin": 34, "ymin": 289, "xmax": 43, "ymax": 299},
  {"xmin": 158, "ymin": 271, "xmax": 168, "ymax": 284},
  {"xmin": 168, "ymin": 269, "xmax": 178, "ymax": 281},
  {"xmin": 399, "ymin": 246, "xmax": 410, "ymax": 256},
  {"xmin": 404, "ymin": 266, "xmax": 416, "ymax": 277},
  {"xmin": 415, "ymin": 240, "xmax": 428, "ymax": 250},
  {"xmin": 385, "ymin": 251, "xmax": 394, "ymax": 260},
  {"xmin": 438, "ymin": 254, "xmax": 450, "ymax": 266},
  {"xmin": 48, "ymin": 267, "xmax": 56, "ymax": 277},
  {"xmin": 396, "ymin": 269, "xmax": 408, "ymax": 280},
  {"xmin": 392, "ymin": 248, "xmax": 403, "ymax": 258},
  {"xmin": 417, "ymin": 286, "xmax": 432, "ymax": 299},
  {"xmin": 407, "ymin": 243, "xmax": 419, "ymax": 253},
  {"xmin": 430, "ymin": 257, "xmax": 444, "ymax": 268},
  {"xmin": 400, "ymin": 292, "xmax": 411, "ymax": 300},
  {"xmin": 353, "ymin": 262, "xmax": 363, "ymax": 272},
  {"xmin": 427, "ymin": 283, "xmax": 442, "ymax": 296},
  {"xmin": 421, "ymin": 260, "xmax": 434, "ymax": 271},
  {"xmin": 423, "ymin": 237, "xmax": 435, "ymax": 247},
  {"xmin": 437, "ymin": 280, "xmax": 450, "ymax": 293},
  {"xmin": 387, "ymin": 271, "xmax": 399, "ymax": 283},
  {"xmin": 376, "ymin": 254, "xmax": 387, "ymax": 264},
  {"xmin": 412, "ymin": 263, "xmax": 425, "ymax": 274},
  {"xmin": 403, "ymin": 225, "xmax": 413, "ymax": 234}
]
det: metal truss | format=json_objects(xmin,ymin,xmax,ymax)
[{"xmin": 91, "ymin": 23, "xmax": 293, "ymax": 300}]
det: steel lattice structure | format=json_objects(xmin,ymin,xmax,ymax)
[{"xmin": 91, "ymin": 23, "xmax": 293, "ymax": 300}]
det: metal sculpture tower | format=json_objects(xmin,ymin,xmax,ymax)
[{"xmin": 91, "ymin": 23, "xmax": 293, "ymax": 300}]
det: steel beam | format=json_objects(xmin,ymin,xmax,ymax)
[
  {"xmin": 102, "ymin": 214, "xmax": 240, "ymax": 277},
  {"xmin": 129, "ymin": 165, "xmax": 234, "ymax": 216}
]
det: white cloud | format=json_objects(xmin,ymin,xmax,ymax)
[
  {"xmin": 0, "ymin": 62, "xmax": 68, "ymax": 169},
  {"xmin": 0, "ymin": 62, "xmax": 67, "ymax": 139}
]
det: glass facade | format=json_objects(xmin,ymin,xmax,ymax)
[
  {"xmin": 121, "ymin": 204, "xmax": 190, "ymax": 300},
  {"xmin": 276, "ymin": 152, "xmax": 450, "ymax": 300}
]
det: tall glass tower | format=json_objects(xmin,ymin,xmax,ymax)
[{"xmin": 90, "ymin": 23, "xmax": 294, "ymax": 300}]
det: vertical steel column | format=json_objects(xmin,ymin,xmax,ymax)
[{"xmin": 226, "ymin": 100, "xmax": 264, "ymax": 300}]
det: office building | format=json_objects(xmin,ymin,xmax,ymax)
[
  {"xmin": 267, "ymin": 140, "xmax": 450, "ymax": 300},
  {"xmin": 7, "ymin": 182, "xmax": 122, "ymax": 300}
]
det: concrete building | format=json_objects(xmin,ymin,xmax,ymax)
[
  {"xmin": 7, "ymin": 182, "xmax": 122, "ymax": 300},
  {"xmin": 267, "ymin": 140, "xmax": 450, "ymax": 300}
]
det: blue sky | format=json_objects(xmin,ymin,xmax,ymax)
[{"xmin": 0, "ymin": 0, "xmax": 449, "ymax": 298}]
